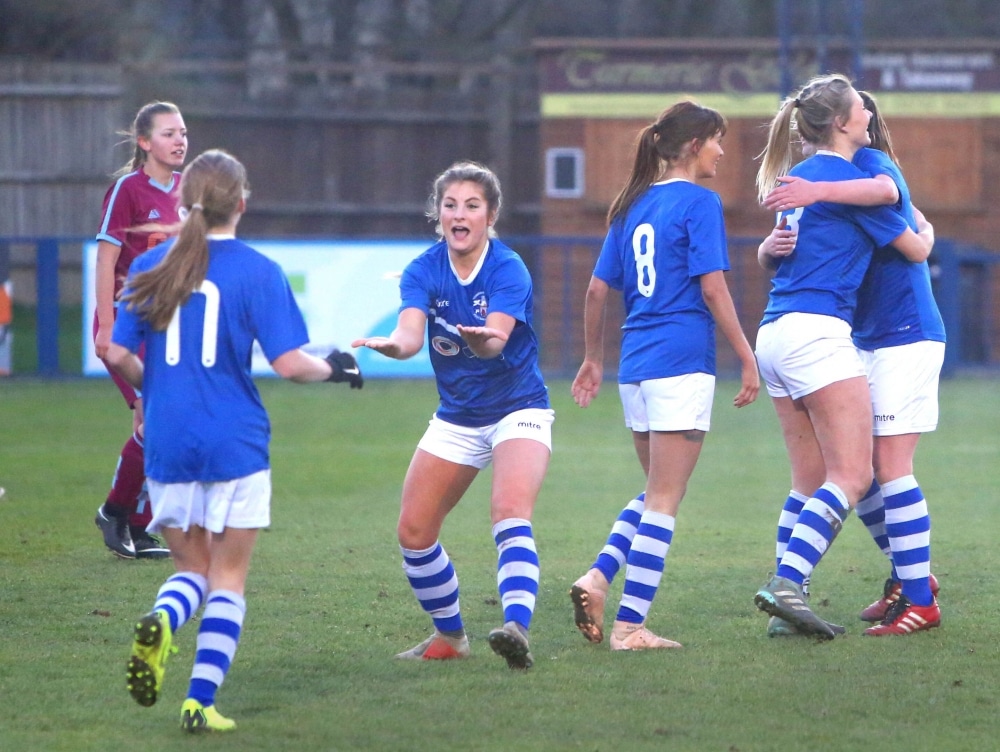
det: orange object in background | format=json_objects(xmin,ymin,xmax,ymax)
[
  {"xmin": 0, "ymin": 280, "xmax": 11, "ymax": 376},
  {"xmin": 0, "ymin": 281, "xmax": 12, "ymax": 324}
]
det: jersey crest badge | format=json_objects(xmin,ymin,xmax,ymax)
[{"xmin": 472, "ymin": 291, "xmax": 488, "ymax": 321}]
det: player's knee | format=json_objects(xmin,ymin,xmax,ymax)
[
  {"xmin": 397, "ymin": 520, "xmax": 436, "ymax": 551},
  {"xmin": 489, "ymin": 500, "xmax": 535, "ymax": 526},
  {"xmin": 842, "ymin": 472, "xmax": 875, "ymax": 506}
]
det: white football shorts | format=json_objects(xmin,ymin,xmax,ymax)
[
  {"xmin": 417, "ymin": 408, "xmax": 555, "ymax": 469},
  {"xmin": 756, "ymin": 313, "xmax": 866, "ymax": 400},
  {"xmin": 146, "ymin": 469, "xmax": 271, "ymax": 534},
  {"xmin": 618, "ymin": 372, "xmax": 715, "ymax": 432},
  {"xmin": 859, "ymin": 340, "xmax": 945, "ymax": 435}
]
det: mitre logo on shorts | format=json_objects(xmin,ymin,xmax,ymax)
[
  {"xmin": 431, "ymin": 335, "xmax": 461, "ymax": 356},
  {"xmin": 472, "ymin": 291, "xmax": 488, "ymax": 321}
]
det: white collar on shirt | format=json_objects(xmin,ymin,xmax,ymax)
[
  {"xmin": 814, "ymin": 149, "xmax": 849, "ymax": 161},
  {"xmin": 449, "ymin": 239, "xmax": 490, "ymax": 286}
]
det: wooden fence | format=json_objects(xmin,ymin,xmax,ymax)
[{"xmin": 0, "ymin": 58, "xmax": 541, "ymax": 246}]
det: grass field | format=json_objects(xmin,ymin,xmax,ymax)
[
  {"xmin": 8, "ymin": 304, "xmax": 85, "ymax": 375},
  {"xmin": 1, "ymin": 376, "xmax": 998, "ymax": 751}
]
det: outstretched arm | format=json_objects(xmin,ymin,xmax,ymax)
[
  {"xmin": 763, "ymin": 174, "xmax": 899, "ymax": 211},
  {"xmin": 457, "ymin": 311, "xmax": 514, "ymax": 359},
  {"xmin": 352, "ymin": 307, "xmax": 427, "ymax": 360},
  {"xmin": 272, "ymin": 348, "xmax": 363, "ymax": 388}
]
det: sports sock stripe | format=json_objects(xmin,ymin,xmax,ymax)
[
  {"xmin": 856, "ymin": 479, "xmax": 894, "ymax": 574},
  {"xmin": 188, "ymin": 590, "xmax": 245, "ymax": 707},
  {"xmin": 616, "ymin": 510, "xmax": 674, "ymax": 624},
  {"xmin": 401, "ymin": 542, "xmax": 463, "ymax": 633},
  {"xmin": 882, "ymin": 475, "xmax": 933, "ymax": 605},
  {"xmin": 494, "ymin": 518, "xmax": 539, "ymax": 630},
  {"xmin": 775, "ymin": 490, "xmax": 808, "ymax": 569},
  {"xmin": 593, "ymin": 493, "xmax": 645, "ymax": 583},
  {"xmin": 776, "ymin": 483, "xmax": 849, "ymax": 585},
  {"xmin": 154, "ymin": 572, "xmax": 207, "ymax": 633}
]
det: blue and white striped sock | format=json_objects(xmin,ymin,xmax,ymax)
[
  {"xmin": 882, "ymin": 475, "xmax": 933, "ymax": 606},
  {"xmin": 401, "ymin": 542, "xmax": 463, "ymax": 634},
  {"xmin": 187, "ymin": 590, "xmax": 245, "ymax": 707},
  {"xmin": 153, "ymin": 572, "xmax": 207, "ymax": 633},
  {"xmin": 856, "ymin": 479, "xmax": 895, "ymax": 576},
  {"xmin": 775, "ymin": 490, "xmax": 808, "ymax": 570},
  {"xmin": 593, "ymin": 493, "xmax": 645, "ymax": 583},
  {"xmin": 777, "ymin": 483, "xmax": 850, "ymax": 586},
  {"xmin": 493, "ymin": 518, "xmax": 539, "ymax": 631},
  {"xmin": 616, "ymin": 510, "xmax": 674, "ymax": 625}
]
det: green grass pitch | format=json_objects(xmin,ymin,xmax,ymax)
[{"xmin": 1, "ymin": 377, "xmax": 997, "ymax": 751}]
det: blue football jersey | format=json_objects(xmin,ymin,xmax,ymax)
[
  {"xmin": 399, "ymin": 238, "xmax": 549, "ymax": 427},
  {"xmin": 851, "ymin": 148, "xmax": 946, "ymax": 348},
  {"xmin": 762, "ymin": 153, "xmax": 912, "ymax": 326},
  {"xmin": 113, "ymin": 238, "xmax": 310, "ymax": 483},
  {"xmin": 595, "ymin": 180, "xmax": 729, "ymax": 383}
]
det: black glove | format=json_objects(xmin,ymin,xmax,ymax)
[{"xmin": 324, "ymin": 348, "xmax": 363, "ymax": 389}]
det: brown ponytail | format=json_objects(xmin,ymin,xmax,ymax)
[
  {"xmin": 120, "ymin": 150, "xmax": 248, "ymax": 329},
  {"xmin": 608, "ymin": 100, "xmax": 726, "ymax": 226}
]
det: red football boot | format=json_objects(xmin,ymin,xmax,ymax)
[
  {"xmin": 864, "ymin": 596, "xmax": 941, "ymax": 636},
  {"xmin": 859, "ymin": 573, "xmax": 939, "ymax": 622}
]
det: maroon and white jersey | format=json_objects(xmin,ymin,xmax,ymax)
[{"xmin": 96, "ymin": 165, "xmax": 181, "ymax": 298}]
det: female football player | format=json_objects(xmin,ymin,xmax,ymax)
[
  {"xmin": 353, "ymin": 161, "xmax": 552, "ymax": 670},
  {"xmin": 568, "ymin": 100, "xmax": 759, "ymax": 650},
  {"xmin": 107, "ymin": 149, "xmax": 362, "ymax": 732}
]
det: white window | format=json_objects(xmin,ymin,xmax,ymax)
[{"xmin": 545, "ymin": 147, "xmax": 584, "ymax": 199}]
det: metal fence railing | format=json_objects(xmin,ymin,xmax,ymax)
[{"xmin": 2, "ymin": 235, "xmax": 998, "ymax": 378}]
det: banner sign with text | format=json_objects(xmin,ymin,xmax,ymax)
[{"xmin": 536, "ymin": 41, "xmax": 1000, "ymax": 117}]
